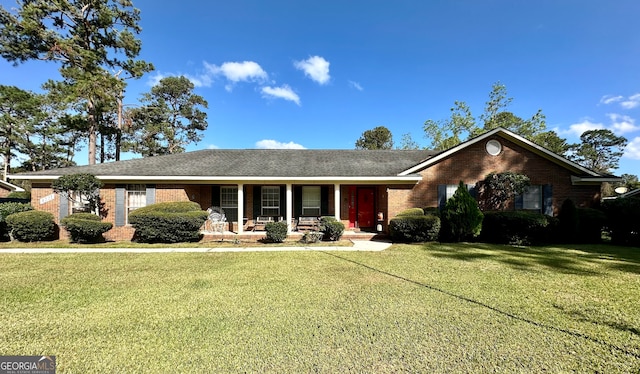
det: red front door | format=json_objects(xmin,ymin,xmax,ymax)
[{"xmin": 357, "ymin": 188, "xmax": 375, "ymax": 229}]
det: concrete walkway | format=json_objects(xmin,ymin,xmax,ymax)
[{"xmin": 0, "ymin": 240, "xmax": 392, "ymax": 254}]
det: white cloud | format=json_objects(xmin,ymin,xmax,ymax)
[
  {"xmin": 261, "ymin": 85, "xmax": 301, "ymax": 105},
  {"xmin": 566, "ymin": 120, "xmax": 604, "ymax": 136},
  {"xmin": 600, "ymin": 95, "xmax": 623, "ymax": 105},
  {"xmin": 204, "ymin": 61, "xmax": 268, "ymax": 84},
  {"xmin": 255, "ymin": 139, "xmax": 306, "ymax": 149},
  {"xmin": 621, "ymin": 93, "xmax": 640, "ymax": 109},
  {"xmin": 147, "ymin": 71, "xmax": 212, "ymax": 88},
  {"xmin": 207, "ymin": 144, "xmax": 220, "ymax": 149},
  {"xmin": 607, "ymin": 113, "xmax": 640, "ymax": 134},
  {"xmin": 624, "ymin": 137, "xmax": 640, "ymax": 160},
  {"xmin": 349, "ymin": 80, "xmax": 363, "ymax": 91},
  {"xmin": 294, "ymin": 56, "xmax": 330, "ymax": 85}
]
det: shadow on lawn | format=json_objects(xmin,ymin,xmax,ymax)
[
  {"xmin": 425, "ymin": 242, "xmax": 640, "ymax": 275},
  {"xmin": 553, "ymin": 304, "xmax": 640, "ymax": 337}
]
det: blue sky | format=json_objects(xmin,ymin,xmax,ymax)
[{"xmin": 1, "ymin": 0, "xmax": 639, "ymax": 176}]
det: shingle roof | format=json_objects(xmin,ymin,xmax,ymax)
[{"xmin": 13, "ymin": 149, "xmax": 438, "ymax": 178}]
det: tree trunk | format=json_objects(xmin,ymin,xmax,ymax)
[{"xmin": 88, "ymin": 99, "xmax": 97, "ymax": 165}]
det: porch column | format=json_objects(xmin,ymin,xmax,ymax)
[
  {"xmin": 286, "ymin": 183, "xmax": 293, "ymax": 233},
  {"xmin": 237, "ymin": 184, "xmax": 244, "ymax": 234},
  {"xmin": 334, "ymin": 183, "xmax": 341, "ymax": 221}
]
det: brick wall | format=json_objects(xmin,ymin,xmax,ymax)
[{"xmin": 388, "ymin": 135, "xmax": 601, "ymax": 218}]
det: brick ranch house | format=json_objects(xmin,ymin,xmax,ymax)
[
  {"xmin": 10, "ymin": 128, "xmax": 617, "ymax": 241},
  {"xmin": 0, "ymin": 179, "xmax": 24, "ymax": 198}
]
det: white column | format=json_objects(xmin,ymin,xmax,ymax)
[
  {"xmin": 334, "ymin": 183, "xmax": 341, "ymax": 221},
  {"xmin": 237, "ymin": 184, "xmax": 244, "ymax": 234},
  {"xmin": 286, "ymin": 183, "xmax": 293, "ymax": 233}
]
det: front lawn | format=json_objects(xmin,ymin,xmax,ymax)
[{"xmin": 0, "ymin": 243, "xmax": 638, "ymax": 372}]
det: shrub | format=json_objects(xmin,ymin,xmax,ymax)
[
  {"xmin": 0, "ymin": 202, "xmax": 33, "ymax": 241},
  {"xmin": 440, "ymin": 181, "xmax": 483, "ymax": 242},
  {"xmin": 558, "ymin": 199, "xmax": 579, "ymax": 243},
  {"xmin": 300, "ymin": 231, "xmax": 323, "ymax": 244},
  {"xmin": 61, "ymin": 213, "xmax": 113, "ymax": 243},
  {"xmin": 480, "ymin": 211, "xmax": 552, "ymax": 246},
  {"xmin": 5, "ymin": 210, "xmax": 56, "ymax": 242},
  {"xmin": 320, "ymin": 216, "xmax": 345, "ymax": 241},
  {"xmin": 7, "ymin": 191, "xmax": 31, "ymax": 200},
  {"xmin": 576, "ymin": 208, "xmax": 607, "ymax": 244},
  {"xmin": 265, "ymin": 221, "xmax": 288, "ymax": 243},
  {"xmin": 396, "ymin": 208, "xmax": 425, "ymax": 217},
  {"xmin": 601, "ymin": 198, "xmax": 640, "ymax": 246},
  {"xmin": 129, "ymin": 201, "xmax": 208, "ymax": 243},
  {"xmin": 389, "ymin": 215, "xmax": 441, "ymax": 243},
  {"xmin": 423, "ymin": 207, "xmax": 439, "ymax": 216}
]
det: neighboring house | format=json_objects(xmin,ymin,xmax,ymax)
[
  {"xmin": 10, "ymin": 128, "xmax": 618, "ymax": 241},
  {"xmin": 616, "ymin": 188, "xmax": 640, "ymax": 199},
  {"xmin": 0, "ymin": 179, "xmax": 25, "ymax": 198}
]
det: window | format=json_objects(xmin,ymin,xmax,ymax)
[
  {"xmin": 70, "ymin": 191, "xmax": 91, "ymax": 214},
  {"xmin": 221, "ymin": 186, "xmax": 238, "ymax": 222},
  {"xmin": 437, "ymin": 183, "xmax": 477, "ymax": 210},
  {"xmin": 520, "ymin": 185, "xmax": 541, "ymax": 211},
  {"xmin": 126, "ymin": 184, "xmax": 146, "ymax": 223},
  {"xmin": 302, "ymin": 186, "xmax": 321, "ymax": 216},
  {"xmin": 261, "ymin": 186, "xmax": 280, "ymax": 216}
]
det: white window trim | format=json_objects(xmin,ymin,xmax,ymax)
[
  {"xmin": 302, "ymin": 186, "xmax": 321, "ymax": 216},
  {"xmin": 221, "ymin": 186, "xmax": 238, "ymax": 222},
  {"xmin": 261, "ymin": 186, "xmax": 280, "ymax": 216},
  {"xmin": 126, "ymin": 184, "xmax": 146, "ymax": 224}
]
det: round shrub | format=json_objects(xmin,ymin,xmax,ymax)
[
  {"xmin": 320, "ymin": 216, "xmax": 345, "ymax": 241},
  {"xmin": 5, "ymin": 210, "xmax": 56, "ymax": 242},
  {"xmin": 423, "ymin": 207, "xmax": 439, "ymax": 216},
  {"xmin": 265, "ymin": 221, "xmax": 288, "ymax": 243},
  {"xmin": 0, "ymin": 202, "xmax": 33, "ymax": 241},
  {"xmin": 440, "ymin": 182, "xmax": 483, "ymax": 242},
  {"xmin": 480, "ymin": 211, "xmax": 552, "ymax": 246},
  {"xmin": 396, "ymin": 208, "xmax": 426, "ymax": 217},
  {"xmin": 129, "ymin": 201, "xmax": 208, "ymax": 243},
  {"xmin": 389, "ymin": 215, "xmax": 441, "ymax": 243},
  {"xmin": 61, "ymin": 213, "xmax": 113, "ymax": 243},
  {"xmin": 300, "ymin": 231, "xmax": 323, "ymax": 244}
]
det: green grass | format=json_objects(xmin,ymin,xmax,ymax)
[{"xmin": 0, "ymin": 243, "xmax": 639, "ymax": 372}]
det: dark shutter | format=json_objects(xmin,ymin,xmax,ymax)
[
  {"xmin": 321, "ymin": 186, "xmax": 329, "ymax": 216},
  {"xmin": 253, "ymin": 186, "xmax": 261, "ymax": 217},
  {"xmin": 115, "ymin": 185, "xmax": 125, "ymax": 227},
  {"xmin": 59, "ymin": 194, "xmax": 69, "ymax": 220},
  {"xmin": 543, "ymin": 184, "xmax": 553, "ymax": 216},
  {"xmin": 294, "ymin": 186, "xmax": 302, "ymax": 218},
  {"xmin": 466, "ymin": 184, "xmax": 478, "ymax": 199},
  {"xmin": 279, "ymin": 185, "xmax": 285, "ymax": 218},
  {"xmin": 211, "ymin": 186, "xmax": 221, "ymax": 207},
  {"xmin": 514, "ymin": 193, "xmax": 524, "ymax": 210},
  {"xmin": 437, "ymin": 185, "xmax": 447, "ymax": 211},
  {"xmin": 146, "ymin": 185, "xmax": 155, "ymax": 205}
]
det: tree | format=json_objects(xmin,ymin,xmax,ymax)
[
  {"xmin": 52, "ymin": 173, "xmax": 103, "ymax": 214},
  {"xmin": 0, "ymin": 0, "xmax": 154, "ymax": 164},
  {"xmin": 355, "ymin": 126, "xmax": 394, "ymax": 150},
  {"xmin": 0, "ymin": 86, "xmax": 42, "ymax": 179},
  {"xmin": 122, "ymin": 76, "xmax": 208, "ymax": 156},
  {"xmin": 422, "ymin": 82, "xmax": 567, "ymax": 154},
  {"xmin": 618, "ymin": 174, "xmax": 640, "ymax": 191},
  {"xmin": 398, "ymin": 133, "xmax": 420, "ymax": 150},
  {"xmin": 568, "ymin": 129, "xmax": 627, "ymax": 173},
  {"xmin": 480, "ymin": 172, "xmax": 531, "ymax": 211}
]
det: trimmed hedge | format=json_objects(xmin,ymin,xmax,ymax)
[
  {"xmin": 61, "ymin": 213, "xmax": 113, "ymax": 243},
  {"xmin": 265, "ymin": 221, "xmax": 288, "ymax": 243},
  {"xmin": 129, "ymin": 201, "xmax": 208, "ymax": 243},
  {"xmin": 389, "ymin": 215, "xmax": 441, "ymax": 243},
  {"xmin": 5, "ymin": 210, "xmax": 56, "ymax": 242},
  {"xmin": 396, "ymin": 208, "xmax": 426, "ymax": 217},
  {"xmin": 320, "ymin": 216, "xmax": 345, "ymax": 241},
  {"xmin": 480, "ymin": 211, "xmax": 553, "ymax": 246},
  {"xmin": 0, "ymin": 202, "xmax": 34, "ymax": 241},
  {"xmin": 7, "ymin": 191, "xmax": 31, "ymax": 200}
]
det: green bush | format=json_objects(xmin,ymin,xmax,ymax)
[
  {"xmin": 0, "ymin": 202, "xmax": 33, "ymax": 241},
  {"xmin": 5, "ymin": 210, "xmax": 56, "ymax": 242},
  {"xmin": 389, "ymin": 215, "xmax": 441, "ymax": 243},
  {"xmin": 129, "ymin": 201, "xmax": 208, "ymax": 243},
  {"xmin": 440, "ymin": 182, "xmax": 483, "ymax": 242},
  {"xmin": 602, "ymin": 198, "xmax": 640, "ymax": 246},
  {"xmin": 320, "ymin": 216, "xmax": 345, "ymax": 241},
  {"xmin": 265, "ymin": 221, "xmax": 288, "ymax": 243},
  {"xmin": 396, "ymin": 208, "xmax": 425, "ymax": 217},
  {"xmin": 61, "ymin": 213, "xmax": 113, "ymax": 243},
  {"xmin": 480, "ymin": 211, "xmax": 552, "ymax": 246},
  {"xmin": 7, "ymin": 191, "xmax": 30, "ymax": 200},
  {"xmin": 558, "ymin": 199, "xmax": 579, "ymax": 243},
  {"xmin": 423, "ymin": 207, "xmax": 440, "ymax": 216},
  {"xmin": 576, "ymin": 208, "xmax": 607, "ymax": 244}
]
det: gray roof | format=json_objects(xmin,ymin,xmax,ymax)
[{"xmin": 13, "ymin": 149, "xmax": 438, "ymax": 179}]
